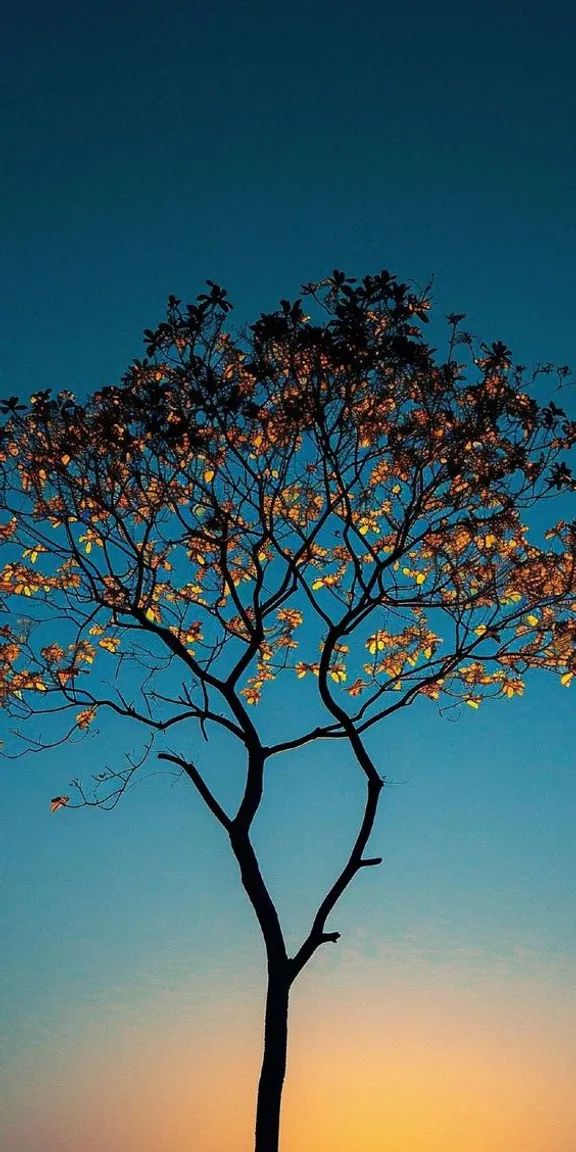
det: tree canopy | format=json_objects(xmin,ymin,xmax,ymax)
[{"xmin": 0, "ymin": 270, "xmax": 575, "ymax": 779}]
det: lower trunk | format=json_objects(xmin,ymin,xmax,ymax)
[{"xmin": 254, "ymin": 965, "xmax": 290, "ymax": 1152}]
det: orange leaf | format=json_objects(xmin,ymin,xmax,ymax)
[{"xmin": 50, "ymin": 795, "xmax": 69, "ymax": 812}]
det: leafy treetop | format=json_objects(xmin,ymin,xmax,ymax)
[{"xmin": 0, "ymin": 270, "xmax": 575, "ymax": 803}]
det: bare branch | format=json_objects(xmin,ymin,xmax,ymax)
[{"xmin": 158, "ymin": 751, "xmax": 232, "ymax": 829}]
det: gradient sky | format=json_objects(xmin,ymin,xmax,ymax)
[{"xmin": 1, "ymin": 1, "xmax": 576, "ymax": 1149}]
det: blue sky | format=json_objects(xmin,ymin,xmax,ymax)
[
  {"xmin": 2, "ymin": 2, "xmax": 576, "ymax": 1149},
  {"xmin": 2, "ymin": 0, "xmax": 576, "ymax": 396}
]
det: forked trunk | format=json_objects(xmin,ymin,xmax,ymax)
[{"xmin": 254, "ymin": 963, "xmax": 290, "ymax": 1152}]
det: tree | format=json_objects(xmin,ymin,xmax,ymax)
[{"xmin": 1, "ymin": 269, "xmax": 575, "ymax": 1152}]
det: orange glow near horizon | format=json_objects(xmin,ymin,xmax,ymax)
[{"xmin": 4, "ymin": 947, "xmax": 575, "ymax": 1152}]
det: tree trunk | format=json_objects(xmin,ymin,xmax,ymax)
[{"xmin": 254, "ymin": 962, "xmax": 291, "ymax": 1152}]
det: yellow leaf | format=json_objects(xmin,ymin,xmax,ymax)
[
  {"xmin": 561, "ymin": 672, "xmax": 573, "ymax": 687},
  {"xmin": 415, "ymin": 573, "xmax": 426, "ymax": 585},
  {"xmin": 367, "ymin": 634, "xmax": 386, "ymax": 654},
  {"xmin": 526, "ymin": 614, "xmax": 538, "ymax": 626},
  {"xmin": 145, "ymin": 608, "xmax": 158, "ymax": 622},
  {"xmin": 204, "ymin": 469, "xmax": 215, "ymax": 483},
  {"xmin": 312, "ymin": 579, "xmax": 324, "ymax": 590},
  {"xmin": 98, "ymin": 637, "xmax": 121, "ymax": 653},
  {"xmin": 466, "ymin": 698, "xmax": 480, "ymax": 709},
  {"xmin": 61, "ymin": 454, "xmax": 71, "ymax": 466}
]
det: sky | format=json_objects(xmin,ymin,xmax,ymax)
[{"xmin": 1, "ymin": 0, "xmax": 576, "ymax": 1149}]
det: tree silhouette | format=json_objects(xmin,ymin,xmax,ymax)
[{"xmin": 1, "ymin": 269, "xmax": 575, "ymax": 1151}]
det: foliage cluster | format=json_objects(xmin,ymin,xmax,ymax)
[{"xmin": 0, "ymin": 273, "xmax": 575, "ymax": 785}]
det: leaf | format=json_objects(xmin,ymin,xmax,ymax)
[
  {"xmin": 98, "ymin": 637, "xmax": 121, "ymax": 653},
  {"xmin": 22, "ymin": 546, "xmax": 43, "ymax": 564},
  {"xmin": 367, "ymin": 632, "xmax": 386, "ymax": 655},
  {"xmin": 466, "ymin": 698, "xmax": 480, "ymax": 709},
  {"xmin": 76, "ymin": 707, "xmax": 97, "ymax": 729},
  {"xmin": 240, "ymin": 683, "xmax": 261, "ymax": 705},
  {"xmin": 50, "ymin": 795, "xmax": 70, "ymax": 812},
  {"xmin": 346, "ymin": 678, "xmax": 366, "ymax": 697},
  {"xmin": 560, "ymin": 672, "xmax": 573, "ymax": 687}
]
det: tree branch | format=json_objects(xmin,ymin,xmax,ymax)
[{"xmin": 157, "ymin": 752, "xmax": 232, "ymax": 831}]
